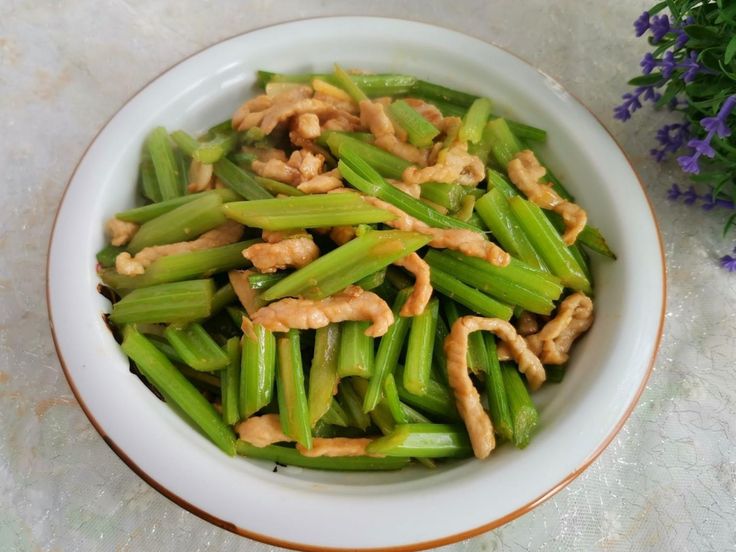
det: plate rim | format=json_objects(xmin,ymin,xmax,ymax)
[{"xmin": 45, "ymin": 15, "xmax": 667, "ymax": 552}]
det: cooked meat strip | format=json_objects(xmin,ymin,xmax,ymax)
[
  {"xmin": 362, "ymin": 196, "xmax": 510, "ymax": 266},
  {"xmin": 387, "ymin": 178, "xmax": 421, "ymax": 199},
  {"xmin": 236, "ymin": 414, "xmax": 291, "ymax": 447},
  {"xmin": 393, "ymin": 253, "xmax": 432, "ymax": 316},
  {"xmin": 445, "ymin": 316, "xmax": 546, "ymax": 459},
  {"xmin": 243, "ymin": 147, "xmax": 288, "ymax": 163},
  {"xmin": 402, "ymin": 142, "xmax": 484, "ymax": 186},
  {"xmin": 114, "ymin": 221, "xmax": 244, "ymax": 276},
  {"xmin": 296, "ymin": 437, "xmax": 380, "ymax": 458},
  {"xmin": 251, "ymin": 158, "xmax": 301, "ymax": 185},
  {"xmin": 187, "ymin": 159, "xmax": 214, "ymax": 193},
  {"xmin": 359, "ymin": 99, "xmax": 428, "ymax": 165},
  {"xmin": 251, "ymin": 285, "xmax": 393, "ymax": 337},
  {"xmin": 298, "ymin": 169, "xmax": 344, "ymax": 194},
  {"xmin": 499, "ymin": 292, "xmax": 594, "ymax": 365},
  {"xmin": 293, "ymin": 112, "xmax": 321, "ymax": 140},
  {"xmin": 106, "ymin": 217, "xmax": 139, "ymax": 247},
  {"xmin": 507, "ymin": 150, "xmax": 587, "ymax": 245},
  {"xmin": 329, "ymin": 225, "xmax": 356, "ymax": 245},
  {"xmin": 243, "ymin": 232, "xmax": 319, "ymax": 274}
]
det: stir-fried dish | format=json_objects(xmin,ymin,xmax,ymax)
[{"xmin": 98, "ymin": 65, "xmax": 616, "ymax": 469}]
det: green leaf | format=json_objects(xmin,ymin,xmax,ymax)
[
  {"xmin": 628, "ymin": 74, "xmax": 664, "ymax": 86},
  {"xmin": 726, "ymin": 36, "xmax": 736, "ymax": 65},
  {"xmin": 684, "ymin": 25, "xmax": 721, "ymax": 42},
  {"xmin": 715, "ymin": 3, "xmax": 736, "ymax": 24},
  {"xmin": 649, "ymin": 1, "xmax": 668, "ymax": 16},
  {"xmin": 654, "ymin": 80, "xmax": 684, "ymax": 109},
  {"xmin": 723, "ymin": 213, "xmax": 736, "ymax": 237}
]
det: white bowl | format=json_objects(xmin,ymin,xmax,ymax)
[{"xmin": 47, "ymin": 17, "xmax": 665, "ymax": 551}]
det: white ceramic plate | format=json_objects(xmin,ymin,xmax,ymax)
[{"xmin": 47, "ymin": 17, "xmax": 665, "ymax": 551}]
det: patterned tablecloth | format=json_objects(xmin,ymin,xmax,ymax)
[{"xmin": 2, "ymin": 1, "xmax": 735, "ymax": 550}]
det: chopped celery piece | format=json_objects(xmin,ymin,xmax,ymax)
[
  {"xmin": 387, "ymin": 100, "xmax": 440, "ymax": 147},
  {"xmin": 222, "ymin": 193, "xmax": 394, "ymax": 231},
  {"xmin": 276, "ymin": 330, "xmax": 312, "ymax": 449},
  {"xmin": 366, "ymin": 423, "xmax": 472, "ymax": 458},
  {"xmin": 121, "ymin": 326, "xmax": 235, "ymax": 455},
  {"xmin": 128, "ymin": 193, "xmax": 227, "ymax": 253},
  {"xmin": 221, "ymin": 338, "xmax": 241, "ymax": 425},
  {"xmin": 403, "ymin": 298, "xmax": 439, "ymax": 396},
  {"xmin": 164, "ymin": 322, "xmax": 230, "ymax": 372},
  {"xmin": 428, "ymin": 265, "xmax": 513, "ymax": 320},
  {"xmin": 110, "ymin": 279, "xmax": 214, "ymax": 325},
  {"xmin": 240, "ymin": 323, "xmax": 276, "ymax": 418},
  {"xmin": 262, "ymin": 230, "xmax": 430, "ymax": 301},
  {"xmin": 116, "ymin": 189, "xmax": 239, "ymax": 224},
  {"xmin": 308, "ymin": 325, "xmax": 341, "ymax": 426}
]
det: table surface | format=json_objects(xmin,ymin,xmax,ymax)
[{"xmin": 3, "ymin": 1, "xmax": 735, "ymax": 550}]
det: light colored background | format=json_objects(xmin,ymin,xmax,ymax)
[{"xmin": 2, "ymin": 1, "xmax": 735, "ymax": 550}]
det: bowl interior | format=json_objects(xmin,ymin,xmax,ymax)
[{"xmin": 48, "ymin": 17, "xmax": 663, "ymax": 550}]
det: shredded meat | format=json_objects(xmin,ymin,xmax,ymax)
[
  {"xmin": 236, "ymin": 414, "xmax": 291, "ymax": 447},
  {"xmin": 232, "ymin": 95, "xmax": 273, "ymax": 129},
  {"xmin": 402, "ymin": 142, "xmax": 484, "ymax": 186},
  {"xmin": 394, "ymin": 253, "xmax": 432, "ymax": 316},
  {"xmin": 329, "ymin": 225, "xmax": 356, "ymax": 245},
  {"xmin": 260, "ymin": 99, "xmax": 340, "ymax": 134},
  {"xmin": 243, "ymin": 147, "xmax": 288, "ymax": 163},
  {"xmin": 296, "ymin": 437, "xmax": 380, "ymax": 458},
  {"xmin": 251, "ymin": 285, "xmax": 393, "ymax": 337},
  {"xmin": 298, "ymin": 169, "xmax": 344, "ymax": 194},
  {"xmin": 499, "ymin": 293, "xmax": 594, "ymax": 365},
  {"xmin": 293, "ymin": 112, "xmax": 321, "ymax": 140},
  {"xmin": 105, "ymin": 217, "xmax": 139, "ymax": 247},
  {"xmin": 115, "ymin": 221, "xmax": 243, "ymax": 276},
  {"xmin": 507, "ymin": 150, "xmax": 587, "ymax": 245},
  {"xmin": 243, "ymin": 232, "xmax": 319, "ymax": 273},
  {"xmin": 322, "ymin": 114, "xmax": 361, "ymax": 132},
  {"xmin": 289, "ymin": 150, "xmax": 324, "ymax": 180},
  {"xmin": 251, "ymin": 149, "xmax": 329, "ymax": 187},
  {"xmin": 359, "ymin": 99, "xmax": 428, "ymax": 165},
  {"xmin": 445, "ymin": 316, "xmax": 546, "ymax": 459},
  {"xmin": 251, "ymin": 158, "xmax": 301, "ymax": 185},
  {"xmin": 363, "ymin": 197, "xmax": 510, "ymax": 266},
  {"xmin": 387, "ymin": 178, "xmax": 421, "ymax": 199},
  {"xmin": 228, "ymin": 269, "xmax": 264, "ymax": 317},
  {"xmin": 187, "ymin": 159, "xmax": 214, "ymax": 193}
]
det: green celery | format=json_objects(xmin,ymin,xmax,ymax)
[
  {"xmin": 403, "ymin": 298, "xmax": 439, "ymax": 396},
  {"xmin": 387, "ymin": 100, "xmax": 440, "ymax": 147},
  {"xmin": 222, "ymin": 193, "xmax": 394, "ymax": 231},
  {"xmin": 121, "ymin": 326, "xmax": 235, "ymax": 455},
  {"xmin": 366, "ymin": 423, "xmax": 472, "ymax": 458},
  {"xmin": 276, "ymin": 330, "xmax": 312, "ymax": 448},
  {"xmin": 128, "ymin": 193, "xmax": 227, "ymax": 253},
  {"xmin": 110, "ymin": 279, "xmax": 214, "ymax": 325},
  {"xmin": 459, "ymin": 97, "xmax": 493, "ymax": 144},
  {"xmin": 240, "ymin": 323, "xmax": 276, "ymax": 418},
  {"xmin": 501, "ymin": 362, "xmax": 539, "ymax": 448},
  {"xmin": 307, "ymin": 325, "xmax": 341, "ymax": 426},
  {"xmin": 164, "ymin": 322, "xmax": 230, "ymax": 372},
  {"xmin": 221, "ymin": 338, "xmax": 241, "ymax": 425},
  {"xmin": 146, "ymin": 127, "xmax": 182, "ymax": 201},
  {"xmin": 213, "ymin": 158, "xmax": 273, "ymax": 200},
  {"xmin": 338, "ymin": 321, "xmax": 375, "ymax": 378},
  {"xmin": 428, "ymin": 265, "xmax": 513, "ymax": 320},
  {"xmin": 262, "ymin": 230, "xmax": 430, "ymax": 301}
]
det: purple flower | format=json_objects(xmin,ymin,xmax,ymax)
[
  {"xmin": 660, "ymin": 51, "xmax": 676, "ymax": 78},
  {"xmin": 682, "ymin": 186, "xmax": 699, "ymax": 204},
  {"xmin": 674, "ymin": 28, "xmax": 689, "ymax": 49},
  {"xmin": 701, "ymin": 96, "xmax": 736, "ymax": 138},
  {"xmin": 640, "ymin": 52, "xmax": 657, "ymax": 74},
  {"xmin": 634, "ymin": 11, "xmax": 650, "ymax": 36},
  {"xmin": 650, "ymin": 15, "xmax": 671, "ymax": 43},
  {"xmin": 681, "ymin": 51, "xmax": 701, "ymax": 82},
  {"xmin": 720, "ymin": 248, "xmax": 736, "ymax": 272},
  {"xmin": 651, "ymin": 123, "xmax": 690, "ymax": 162},
  {"xmin": 687, "ymin": 138, "xmax": 716, "ymax": 158},
  {"xmin": 614, "ymin": 85, "xmax": 661, "ymax": 121},
  {"xmin": 677, "ymin": 154, "xmax": 701, "ymax": 174},
  {"xmin": 667, "ymin": 183, "xmax": 682, "ymax": 200}
]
